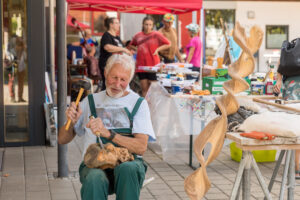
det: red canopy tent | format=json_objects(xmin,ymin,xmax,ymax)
[{"xmin": 67, "ymin": 0, "xmax": 202, "ymax": 14}]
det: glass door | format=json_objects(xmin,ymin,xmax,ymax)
[{"xmin": 2, "ymin": 0, "xmax": 29, "ymax": 143}]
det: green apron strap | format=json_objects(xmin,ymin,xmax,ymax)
[
  {"xmin": 131, "ymin": 97, "xmax": 144, "ymax": 118},
  {"xmin": 123, "ymin": 97, "xmax": 144, "ymax": 129},
  {"xmin": 88, "ymin": 94, "xmax": 97, "ymax": 118}
]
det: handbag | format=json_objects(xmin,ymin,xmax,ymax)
[{"xmin": 277, "ymin": 38, "xmax": 300, "ymax": 76}]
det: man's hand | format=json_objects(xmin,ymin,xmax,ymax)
[
  {"xmin": 66, "ymin": 102, "xmax": 82, "ymax": 126},
  {"xmin": 86, "ymin": 117, "xmax": 110, "ymax": 138}
]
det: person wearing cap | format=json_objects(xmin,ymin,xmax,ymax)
[
  {"xmin": 158, "ymin": 13, "xmax": 183, "ymax": 63},
  {"xmin": 185, "ymin": 23, "xmax": 202, "ymax": 75}
]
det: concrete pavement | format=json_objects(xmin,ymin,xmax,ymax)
[{"xmin": 0, "ymin": 136, "xmax": 300, "ymax": 200}]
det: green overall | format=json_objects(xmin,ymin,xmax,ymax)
[{"xmin": 79, "ymin": 94, "xmax": 147, "ymax": 200}]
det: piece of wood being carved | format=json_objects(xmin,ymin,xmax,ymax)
[{"xmin": 184, "ymin": 22, "xmax": 263, "ymax": 200}]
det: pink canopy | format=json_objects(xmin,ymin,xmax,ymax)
[{"xmin": 67, "ymin": 0, "xmax": 202, "ymax": 14}]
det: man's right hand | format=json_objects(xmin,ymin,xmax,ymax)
[{"xmin": 65, "ymin": 102, "xmax": 82, "ymax": 126}]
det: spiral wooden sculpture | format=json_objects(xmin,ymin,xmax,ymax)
[{"xmin": 184, "ymin": 22, "xmax": 263, "ymax": 200}]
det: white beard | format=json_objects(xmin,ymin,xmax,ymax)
[{"xmin": 106, "ymin": 87, "xmax": 124, "ymax": 98}]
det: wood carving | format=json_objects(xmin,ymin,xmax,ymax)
[
  {"xmin": 84, "ymin": 143, "xmax": 134, "ymax": 169},
  {"xmin": 184, "ymin": 22, "xmax": 263, "ymax": 199}
]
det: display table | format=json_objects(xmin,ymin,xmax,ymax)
[
  {"xmin": 226, "ymin": 132, "xmax": 300, "ymax": 200},
  {"xmin": 146, "ymin": 82, "xmax": 216, "ymax": 167}
]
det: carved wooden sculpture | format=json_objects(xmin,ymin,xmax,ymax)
[
  {"xmin": 84, "ymin": 143, "xmax": 134, "ymax": 169},
  {"xmin": 184, "ymin": 22, "xmax": 263, "ymax": 200}
]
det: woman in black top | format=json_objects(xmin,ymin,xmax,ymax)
[{"xmin": 99, "ymin": 17, "xmax": 132, "ymax": 90}]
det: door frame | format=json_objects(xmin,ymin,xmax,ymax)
[{"xmin": 0, "ymin": 0, "xmax": 46, "ymax": 147}]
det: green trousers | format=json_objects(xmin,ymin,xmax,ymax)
[{"xmin": 79, "ymin": 158, "xmax": 147, "ymax": 200}]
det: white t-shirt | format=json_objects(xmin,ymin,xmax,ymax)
[{"xmin": 74, "ymin": 90, "xmax": 156, "ymax": 157}]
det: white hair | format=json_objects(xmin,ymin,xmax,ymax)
[{"xmin": 105, "ymin": 54, "xmax": 135, "ymax": 81}]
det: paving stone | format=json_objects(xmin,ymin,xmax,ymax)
[
  {"xmin": 0, "ymin": 138, "xmax": 298, "ymax": 200},
  {"xmin": 150, "ymin": 188, "xmax": 176, "ymax": 195},
  {"xmin": 26, "ymin": 191, "xmax": 51, "ymax": 200}
]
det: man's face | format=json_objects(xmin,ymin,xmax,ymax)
[
  {"xmin": 105, "ymin": 63, "xmax": 131, "ymax": 98},
  {"xmin": 163, "ymin": 20, "xmax": 172, "ymax": 30}
]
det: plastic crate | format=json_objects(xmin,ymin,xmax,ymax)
[{"xmin": 230, "ymin": 142, "xmax": 276, "ymax": 162}]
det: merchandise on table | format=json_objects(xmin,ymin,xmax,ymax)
[
  {"xmin": 251, "ymin": 81, "xmax": 264, "ymax": 95},
  {"xmin": 203, "ymin": 77, "xmax": 251, "ymax": 95},
  {"xmin": 215, "ymin": 68, "xmax": 229, "ymax": 78},
  {"xmin": 202, "ymin": 77, "xmax": 227, "ymax": 95}
]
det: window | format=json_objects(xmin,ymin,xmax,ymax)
[
  {"xmin": 266, "ymin": 25, "xmax": 288, "ymax": 49},
  {"xmin": 2, "ymin": 0, "xmax": 29, "ymax": 142}
]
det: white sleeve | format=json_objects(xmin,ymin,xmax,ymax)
[{"xmin": 132, "ymin": 100, "xmax": 156, "ymax": 141}]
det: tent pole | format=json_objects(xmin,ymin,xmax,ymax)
[
  {"xmin": 199, "ymin": 8, "xmax": 204, "ymax": 88},
  {"xmin": 49, "ymin": 0, "xmax": 56, "ymax": 103},
  {"xmin": 57, "ymin": 0, "xmax": 69, "ymax": 178}
]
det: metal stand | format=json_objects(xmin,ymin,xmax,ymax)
[
  {"xmin": 265, "ymin": 150, "xmax": 295, "ymax": 200},
  {"xmin": 230, "ymin": 151, "xmax": 272, "ymax": 200},
  {"xmin": 188, "ymin": 100, "xmax": 206, "ymax": 169}
]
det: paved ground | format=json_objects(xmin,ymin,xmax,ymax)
[{"xmin": 0, "ymin": 136, "xmax": 300, "ymax": 200}]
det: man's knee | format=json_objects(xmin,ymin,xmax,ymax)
[
  {"xmin": 115, "ymin": 161, "xmax": 146, "ymax": 180},
  {"xmin": 85, "ymin": 168, "xmax": 108, "ymax": 186}
]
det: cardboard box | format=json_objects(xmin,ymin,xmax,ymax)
[
  {"xmin": 202, "ymin": 77, "xmax": 251, "ymax": 95},
  {"xmin": 202, "ymin": 77, "xmax": 227, "ymax": 95}
]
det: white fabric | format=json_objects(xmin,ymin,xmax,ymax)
[
  {"xmin": 74, "ymin": 90, "xmax": 155, "ymax": 157},
  {"xmin": 239, "ymin": 111, "xmax": 300, "ymax": 138},
  {"xmin": 146, "ymin": 82, "xmax": 216, "ymax": 163}
]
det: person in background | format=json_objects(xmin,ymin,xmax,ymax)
[
  {"xmin": 130, "ymin": 16, "xmax": 170, "ymax": 97},
  {"xmin": 99, "ymin": 17, "xmax": 132, "ymax": 90},
  {"xmin": 185, "ymin": 23, "xmax": 202, "ymax": 72},
  {"xmin": 80, "ymin": 29, "xmax": 98, "ymax": 47},
  {"xmin": 15, "ymin": 37, "xmax": 26, "ymax": 102},
  {"xmin": 274, "ymin": 71, "xmax": 300, "ymax": 179},
  {"xmin": 158, "ymin": 13, "xmax": 183, "ymax": 63}
]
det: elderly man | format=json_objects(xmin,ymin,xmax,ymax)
[
  {"xmin": 158, "ymin": 13, "xmax": 183, "ymax": 63},
  {"xmin": 58, "ymin": 54, "xmax": 155, "ymax": 200}
]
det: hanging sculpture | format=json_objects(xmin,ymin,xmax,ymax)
[{"xmin": 184, "ymin": 22, "xmax": 263, "ymax": 200}]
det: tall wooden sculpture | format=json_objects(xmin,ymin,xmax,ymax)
[{"xmin": 184, "ymin": 22, "xmax": 263, "ymax": 200}]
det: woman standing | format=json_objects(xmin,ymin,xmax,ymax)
[
  {"xmin": 130, "ymin": 16, "xmax": 170, "ymax": 97},
  {"xmin": 185, "ymin": 23, "xmax": 202, "ymax": 79},
  {"xmin": 99, "ymin": 17, "xmax": 132, "ymax": 90}
]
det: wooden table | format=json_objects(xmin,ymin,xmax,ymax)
[{"xmin": 226, "ymin": 132, "xmax": 300, "ymax": 200}]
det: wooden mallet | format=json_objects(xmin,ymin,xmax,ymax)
[{"xmin": 65, "ymin": 87, "xmax": 85, "ymax": 131}]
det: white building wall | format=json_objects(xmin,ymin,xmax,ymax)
[
  {"xmin": 204, "ymin": 1, "xmax": 300, "ymax": 72},
  {"xmin": 120, "ymin": 13, "xmax": 146, "ymax": 42}
]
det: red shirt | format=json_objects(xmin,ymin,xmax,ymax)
[{"xmin": 131, "ymin": 31, "xmax": 170, "ymax": 72}]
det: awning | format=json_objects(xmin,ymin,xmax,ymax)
[{"xmin": 67, "ymin": 0, "xmax": 202, "ymax": 14}]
